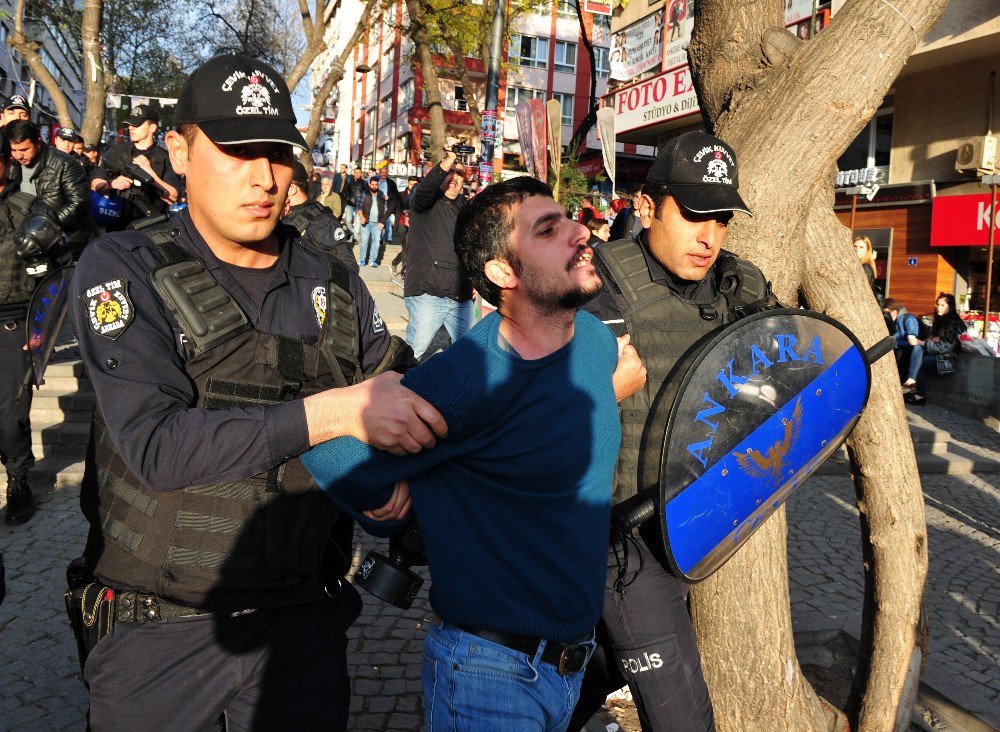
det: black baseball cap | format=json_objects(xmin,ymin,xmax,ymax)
[
  {"xmin": 56, "ymin": 127, "xmax": 82, "ymax": 142},
  {"xmin": 646, "ymin": 131, "xmax": 751, "ymax": 216},
  {"xmin": 84, "ymin": 143, "xmax": 99, "ymax": 152},
  {"xmin": 6, "ymin": 95, "xmax": 29, "ymax": 112},
  {"xmin": 125, "ymin": 104, "xmax": 159, "ymax": 126},
  {"xmin": 175, "ymin": 54, "xmax": 306, "ymax": 150}
]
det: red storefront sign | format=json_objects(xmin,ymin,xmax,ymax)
[
  {"xmin": 583, "ymin": 0, "xmax": 611, "ymax": 14},
  {"xmin": 931, "ymin": 194, "xmax": 1000, "ymax": 246}
]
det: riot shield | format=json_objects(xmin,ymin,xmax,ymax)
[
  {"xmin": 25, "ymin": 265, "xmax": 75, "ymax": 388},
  {"xmin": 654, "ymin": 309, "xmax": 874, "ymax": 582}
]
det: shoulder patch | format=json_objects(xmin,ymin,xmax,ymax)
[
  {"xmin": 311, "ymin": 285, "xmax": 327, "ymax": 327},
  {"xmin": 372, "ymin": 306, "xmax": 385, "ymax": 335},
  {"xmin": 80, "ymin": 279, "xmax": 133, "ymax": 340}
]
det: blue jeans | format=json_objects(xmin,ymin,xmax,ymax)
[
  {"xmin": 404, "ymin": 294, "xmax": 474, "ymax": 360},
  {"xmin": 423, "ymin": 620, "xmax": 593, "ymax": 732},
  {"xmin": 359, "ymin": 222, "xmax": 382, "ymax": 265},
  {"xmin": 342, "ymin": 205, "xmax": 356, "ymax": 232},
  {"xmin": 382, "ymin": 214, "xmax": 394, "ymax": 245},
  {"xmin": 908, "ymin": 344, "xmax": 938, "ymax": 396}
]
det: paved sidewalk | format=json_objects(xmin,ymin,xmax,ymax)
[{"xmin": 1, "ymin": 256, "xmax": 996, "ymax": 728}]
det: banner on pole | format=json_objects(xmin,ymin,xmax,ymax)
[
  {"xmin": 515, "ymin": 101, "xmax": 535, "ymax": 178},
  {"xmin": 597, "ymin": 107, "xmax": 616, "ymax": 188},
  {"xmin": 529, "ymin": 98, "xmax": 548, "ymax": 183}
]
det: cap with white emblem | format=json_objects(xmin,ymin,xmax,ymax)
[
  {"xmin": 174, "ymin": 54, "xmax": 306, "ymax": 151},
  {"xmin": 645, "ymin": 131, "xmax": 751, "ymax": 217}
]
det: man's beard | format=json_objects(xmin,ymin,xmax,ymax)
[{"xmin": 516, "ymin": 257, "xmax": 603, "ymax": 314}]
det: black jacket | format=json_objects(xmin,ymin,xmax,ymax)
[
  {"xmin": 10, "ymin": 145, "xmax": 93, "ymax": 247},
  {"xmin": 356, "ymin": 188, "xmax": 389, "ymax": 225},
  {"xmin": 402, "ymin": 164, "xmax": 471, "ymax": 301},
  {"xmin": 343, "ymin": 176, "xmax": 367, "ymax": 208}
]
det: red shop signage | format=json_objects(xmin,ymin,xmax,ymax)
[{"xmin": 930, "ymin": 193, "xmax": 1000, "ymax": 246}]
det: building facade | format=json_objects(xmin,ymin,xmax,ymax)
[
  {"xmin": 0, "ymin": 0, "xmax": 85, "ymax": 132},
  {"xmin": 320, "ymin": 0, "xmax": 613, "ymax": 181}
]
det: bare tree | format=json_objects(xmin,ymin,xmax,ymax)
[
  {"xmin": 681, "ymin": 1, "xmax": 947, "ymax": 729},
  {"xmin": 299, "ymin": 0, "xmax": 379, "ymax": 165},
  {"xmin": 284, "ymin": 0, "xmax": 337, "ymax": 92},
  {"xmin": 7, "ymin": 0, "xmax": 74, "ymax": 127}
]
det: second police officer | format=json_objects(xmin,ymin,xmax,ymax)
[{"xmin": 71, "ymin": 54, "xmax": 446, "ymax": 729}]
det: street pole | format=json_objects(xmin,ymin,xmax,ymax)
[
  {"xmin": 478, "ymin": 0, "xmax": 506, "ymax": 187},
  {"xmin": 983, "ymin": 175, "xmax": 999, "ymax": 345}
]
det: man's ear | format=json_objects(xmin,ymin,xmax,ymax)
[
  {"xmin": 485, "ymin": 258, "xmax": 517, "ymax": 293},
  {"xmin": 638, "ymin": 193, "xmax": 655, "ymax": 228},
  {"xmin": 165, "ymin": 130, "xmax": 188, "ymax": 176}
]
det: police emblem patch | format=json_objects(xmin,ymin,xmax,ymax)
[
  {"xmin": 312, "ymin": 286, "xmax": 327, "ymax": 327},
  {"xmin": 81, "ymin": 280, "xmax": 133, "ymax": 340},
  {"xmin": 372, "ymin": 306, "xmax": 385, "ymax": 335}
]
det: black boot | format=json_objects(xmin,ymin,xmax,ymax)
[{"xmin": 4, "ymin": 474, "xmax": 36, "ymax": 525}]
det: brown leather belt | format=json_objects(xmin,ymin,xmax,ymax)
[{"xmin": 455, "ymin": 625, "xmax": 591, "ymax": 676}]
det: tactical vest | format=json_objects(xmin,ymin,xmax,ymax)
[
  {"xmin": 593, "ymin": 238, "xmax": 774, "ymax": 505},
  {"xmin": 0, "ymin": 192, "xmax": 41, "ymax": 310},
  {"xmin": 90, "ymin": 222, "xmax": 365, "ymax": 611}
]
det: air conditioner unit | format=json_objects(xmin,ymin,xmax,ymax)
[{"xmin": 955, "ymin": 134, "xmax": 998, "ymax": 174}]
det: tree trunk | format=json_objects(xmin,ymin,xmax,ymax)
[
  {"xmin": 685, "ymin": 0, "xmax": 945, "ymax": 728},
  {"xmin": 81, "ymin": 0, "xmax": 106, "ymax": 145},
  {"xmin": 407, "ymin": 0, "xmax": 446, "ymax": 164},
  {"xmin": 443, "ymin": 35, "xmax": 482, "ymax": 131},
  {"xmin": 8, "ymin": 0, "xmax": 74, "ymax": 128},
  {"xmin": 569, "ymin": 0, "xmax": 598, "ymax": 155},
  {"xmin": 284, "ymin": 0, "xmax": 332, "ymax": 93},
  {"xmin": 298, "ymin": 0, "xmax": 377, "ymax": 167}
]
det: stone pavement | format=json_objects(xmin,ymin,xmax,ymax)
[{"xmin": 1, "ymin": 245, "xmax": 998, "ymax": 728}]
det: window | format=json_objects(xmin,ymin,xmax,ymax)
[
  {"xmin": 556, "ymin": 0, "xmax": 578, "ymax": 17},
  {"xmin": 593, "ymin": 13, "xmax": 611, "ymax": 30},
  {"xmin": 365, "ymin": 108, "xmax": 375, "ymax": 137},
  {"xmin": 379, "ymin": 94, "xmax": 392, "ymax": 121},
  {"xmin": 454, "ymin": 85, "xmax": 468, "ymax": 112},
  {"xmin": 594, "ymin": 47, "xmax": 610, "ymax": 78},
  {"xmin": 554, "ymin": 41, "xmax": 576, "ymax": 73},
  {"xmin": 398, "ymin": 79, "xmax": 414, "ymax": 113},
  {"xmin": 505, "ymin": 86, "xmax": 545, "ymax": 118},
  {"xmin": 551, "ymin": 92, "xmax": 573, "ymax": 126},
  {"xmin": 837, "ymin": 97, "xmax": 893, "ymax": 184},
  {"xmin": 511, "ymin": 34, "xmax": 549, "ymax": 69}
]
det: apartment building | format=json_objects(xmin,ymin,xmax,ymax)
[
  {"xmin": 328, "ymin": 0, "xmax": 612, "ymax": 181},
  {"xmin": 0, "ymin": 0, "xmax": 85, "ymax": 132}
]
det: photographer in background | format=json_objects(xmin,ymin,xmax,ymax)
[
  {"xmin": 91, "ymin": 105, "xmax": 178, "ymax": 228},
  {"xmin": 7, "ymin": 119, "xmax": 93, "ymax": 258},
  {"xmin": 0, "ymin": 132, "xmax": 61, "ymax": 526}
]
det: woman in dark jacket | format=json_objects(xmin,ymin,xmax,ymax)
[{"xmin": 904, "ymin": 292, "xmax": 965, "ymax": 405}]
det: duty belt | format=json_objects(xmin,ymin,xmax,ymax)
[{"xmin": 114, "ymin": 591, "xmax": 256, "ymax": 624}]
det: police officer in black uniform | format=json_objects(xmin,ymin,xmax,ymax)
[
  {"xmin": 71, "ymin": 54, "xmax": 446, "ymax": 730},
  {"xmin": 91, "ymin": 105, "xmax": 179, "ymax": 228},
  {"xmin": 573, "ymin": 132, "xmax": 776, "ymax": 732},
  {"xmin": 0, "ymin": 133, "xmax": 58, "ymax": 526},
  {"xmin": 284, "ymin": 160, "xmax": 358, "ymax": 273}
]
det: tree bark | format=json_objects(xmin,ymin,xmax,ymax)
[
  {"xmin": 685, "ymin": 0, "xmax": 946, "ymax": 729},
  {"xmin": 81, "ymin": 0, "xmax": 106, "ymax": 145},
  {"xmin": 443, "ymin": 35, "xmax": 482, "ymax": 130},
  {"xmin": 569, "ymin": 0, "xmax": 598, "ymax": 155},
  {"xmin": 407, "ymin": 0, "xmax": 447, "ymax": 164},
  {"xmin": 299, "ymin": 0, "xmax": 378, "ymax": 167},
  {"xmin": 8, "ymin": 0, "xmax": 74, "ymax": 128},
  {"xmin": 284, "ymin": 0, "xmax": 334, "ymax": 93}
]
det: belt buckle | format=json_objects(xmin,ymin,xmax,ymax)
[{"xmin": 556, "ymin": 643, "xmax": 588, "ymax": 676}]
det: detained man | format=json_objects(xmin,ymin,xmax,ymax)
[{"xmin": 302, "ymin": 176, "xmax": 646, "ymax": 731}]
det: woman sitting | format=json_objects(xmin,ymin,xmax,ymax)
[{"xmin": 903, "ymin": 292, "xmax": 965, "ymax": 405}]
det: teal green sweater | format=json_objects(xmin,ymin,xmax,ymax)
[{"xmin": 301, "ymin": 310, "xmax": 621, "ymax": 644}]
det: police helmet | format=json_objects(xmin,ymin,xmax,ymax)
[
  {"xmin": 15, "ymin": 213, "xmax": 62, "ymax": 257},
  {"xmin": 90, "ymin": 190, "xmax": 127, "ymax": 226}
]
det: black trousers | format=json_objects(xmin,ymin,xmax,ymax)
[
  {"xmin": 85, "ymin": 584, "xmax": 363, "ymax": 730},
  {"xmin": 0, "ymin": 315, "xmax": 34, "ymax": 479},
  {"xmin": 571, "ymin": 531, "xmax": 716, "ymax": 732}
]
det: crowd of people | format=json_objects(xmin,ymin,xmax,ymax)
[{"xmin": 0, "ymin": 50, "xmax": 961, "ymax": 732}]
